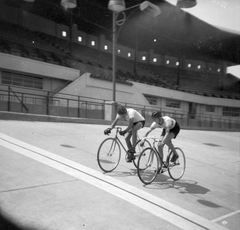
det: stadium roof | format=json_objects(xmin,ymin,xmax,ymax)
[{"xmin": 6, "ymin": 0, "xmax": 240, "ymax": 65}]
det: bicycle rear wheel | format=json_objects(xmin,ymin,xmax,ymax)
[
  {"xmin": 97, "ymin": 138, "xmax": 121, "ymax": 173},
  {"xmin": 167, "ymin": 147, "xmax": 186, "ymax": 181},
  {"xmin": 133, "ymin": 139, "xmax": 151, "ymax": 168},
  {"xmin": 137, "ymin": 147, "xmax": 160, "ymax": 185}
]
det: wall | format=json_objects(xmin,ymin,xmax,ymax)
[
  {"xmin": 55, "ymin": 73, "xmax": 150, "ymax": 105},
  {"xmin": 0, "ymin": 53, "xmax": 80, "ymax": 81}
]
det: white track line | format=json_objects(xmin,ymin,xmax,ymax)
[
  {"xmin": 211, "ymin": 210, "xmax": 240, "ymax": 223},
  {"xmin": 0, "ymin": 133, "xmax": 229, "ymax": 230}
]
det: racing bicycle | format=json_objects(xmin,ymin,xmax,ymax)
[
  {"xmin": 137, "ymin": 136, "xmax": 186, "ymax": 185},
  {"xmin": 97, "ymin": 127, "xmax": 150, "ymax": 173}
]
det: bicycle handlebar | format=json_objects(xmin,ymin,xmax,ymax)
[
  {"xmin": 104, "ymin": 127, "xmax": 122, "ymax": 136},
  {"xmin": 115, "ymin": 127, "xmax": 122, "ymax": 131}
]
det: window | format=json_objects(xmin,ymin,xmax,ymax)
[
  {"xmin": 176, "ymin": 61, "xmax": 179, "ymax": 66},
  {"xmin": 78, "ymin": 36, "xmax": 82, "ymax": 42},
  {"xmin": 117, "ymin": 49, "xmax": 121, "ymax": 54},
  {"xmin": 166, "ymin": 60, "xmax": 170, "ymax": 64},
  {"xmin": 188, "ymin": 63, "xmax": 191, "ymax": 68},
  {"xmin": 206, "ymin": 105, "xmax": 215, "ymax": 113},
  {"xmin": 62, "ymin": 31, "xmax": 67, "ymax": 37},
  {"xmin": 127, "ymin": 53, "xmax": 131, "ymax": 57},
  {"xmin": 142, "ymin": 56, "xmax": 146, "ymax": 61},
  {"xmin": 153, "ymin": 58, "xmax": 157, "ymax": 63},
  {"xmin": 1, "ymin": 71, "xmax": 43, "ymax": 89},
  {"xmin": 91, "ymin": 41, "xmax": 95, "ymax": 46},
  {"xmin": 145, "ymin": 95, "xmax": 157, "ymax": 105},
  {"xmin": 166, "ymin": 99, "xmax": 180, "ymax": 108},
  {"xmin": 104, "ymin": 45, "xmax": 108, "ymax": 50},
  {"xmin": 223, "ymin": 107, "xmax": 240, "ymax": 117}
]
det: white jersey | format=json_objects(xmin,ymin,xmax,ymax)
[
  {"xmin": 150, "ymin": 116, "xmax": 176, "ymax": 130},
  {"xmin": 116, "ymin": 108, "xmax": 145, "ymax": 123}
]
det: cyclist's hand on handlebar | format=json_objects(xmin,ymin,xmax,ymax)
[
  {"xmin": 104, "ymin": 128, "xmax": 112, "ymax": 135},
  {"xmin": 119, "ymin": 130, "xmax": 127, "ymax": 136},
  {"xmin": 140, "ymin": 140, "xmax": 145, "ymax": 147}
]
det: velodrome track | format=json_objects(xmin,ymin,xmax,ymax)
[{"xmin": 0, "ymin": 120, "xmax": 239, "ymax": 230}]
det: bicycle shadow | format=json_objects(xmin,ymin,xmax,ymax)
[{"xmin": 144, "ymin": 174, "xmax": 211, "ymax": 195}]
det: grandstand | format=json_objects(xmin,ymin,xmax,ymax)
[{"xmin": 0, "ymin": 0, "xmax": 239, "ymax": 130}]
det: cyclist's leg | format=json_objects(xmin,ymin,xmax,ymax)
[
  {"xmin": 131, "ymin": 122, "xmax": 143, "ymax": 150},
  {"xmin": 125, "ymin": 131, "xmax": 132, "ymax": 150},
  {"xmin": 157, "ymin": 142, "xmax": 164, "ymax": 160},
  {"xmin": 163, "ymin": 132, "xmax": 179, "ymax": 158}
]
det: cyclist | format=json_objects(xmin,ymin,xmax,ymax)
[
  {"xmin": 104, "ymin": 105, "xmax": 145, "ymax": 162},
  {"xmin": 141, "ymin": 111, "xmax": 180, "ymax": 165}
]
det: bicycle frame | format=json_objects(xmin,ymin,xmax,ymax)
[
  {"xmin": 111, "ymin": 127, "xmax": 129, "ymax": 155},
  {"xmin": 111, "ymin": 127, "xmax": 142, "ymax": 157},
  {"xmin": 141, "ymin": 136, "xmax": 169, "ymax": 168}
]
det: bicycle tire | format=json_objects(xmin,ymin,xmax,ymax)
[
  {"xmin": 167, "ymin": 147, "xmax": 186, "ymax": 181},
  {"xmin": 133, "ymin": 139, "xmax": 151, "ymax": 168},
  {"xmin": 137, "ymin": 147, "xmax": 160, "ymax": 185},
  {"xmin": 97, "ymin": 138, "xmax": 121, "ymax": 173}
]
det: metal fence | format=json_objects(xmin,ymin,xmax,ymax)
[{"xmin": 0, "ymin": 86, "xmax": 239, "ymax": 130}]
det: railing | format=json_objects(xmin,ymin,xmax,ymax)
[
  {"xmin": 0, "ymin": 87, "xmax": 105, "ymax": 120},
  {"xmin": 7, "ymin": 86, "xmax": 28, "ymax": 113},
  {"xmin": 0, "ymin": 86, "xmax": 239, "ymax": 130}
]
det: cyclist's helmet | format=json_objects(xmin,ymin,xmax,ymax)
[
  {"xmin": 151, "ymin": 111, "xmax": 161, "ymax": 118},
  {"xmin": 117, "ymin": 106, "xmax": 127, "ymax": 115}
]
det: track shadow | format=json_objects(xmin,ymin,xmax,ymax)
[
  {"xmin": 170, "ymin": 180, "xmax": 211, "ymax": 195},
  {"xmin": 0, "ymin": 210, "xmax": 40, "ymax": 230},
  {"xmin": 144, "ymin": 177, "xmax": 211, "ymax": 195},
  {"xmin": 197, "ymin": 199, "xmax": 222, "ymax": 208}
]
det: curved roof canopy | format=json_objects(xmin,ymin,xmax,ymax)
[{"xmin": 7, "ymin": 0, "xmax": 240, "ymax": 65}]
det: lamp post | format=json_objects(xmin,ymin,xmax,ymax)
[{"xmin": 108, "ymin": 1, "xmax": 161, "ymax": 102}]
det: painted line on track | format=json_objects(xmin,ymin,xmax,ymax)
[
  {"xmin": 0, "ymin": 133, "xmax": 229, "ymax": 230},
  {"xmin": 211, "ymin": 210, "xmax": 240, "ymax": 223}
]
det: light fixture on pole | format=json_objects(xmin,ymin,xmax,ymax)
[
  {"xmin": 108, "ymin": 0, "xmax": 160, "ymax": 102},
  {"xmin": 177, "ymin": 0, "xmax": 197, "ymax": 8},
  {"xmin": 108, "ymin": 0, "xmax": 126, "ymax": 12},
  {"xmin": 61, "ymin": 0, "xmax": 77, "ymax": 9}
]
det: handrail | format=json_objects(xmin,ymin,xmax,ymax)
[
  {"xmin": 8, "ymin": 86, "xmax": 28, "ymax": 113},
  {"xmin": 0, "ymin": 87, "xmax": 239, "ymax": 128}
]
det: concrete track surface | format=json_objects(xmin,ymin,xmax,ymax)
[{"xmin": 0, "ymin": 120, "xmax": 239, "ymax": 230}]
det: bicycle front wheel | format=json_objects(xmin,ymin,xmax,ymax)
[
  {"xmin": 133, "ymin": 139, "xmax": 151, "ymax": 168},
  {"xmin": 97, "ymin": 138, "xmax": 121, "ymax": 173},
  {"xmin": 167, "ymin": 147, "xmax": 186, "ymax": 181},
  {"xmin": 137, "ymin": 147, "xmax": 160, "ymax": 185}
]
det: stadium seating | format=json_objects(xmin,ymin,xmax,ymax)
[{"xmin": 0, "ymin": 20, "xmax": 239, "ymax": 99}]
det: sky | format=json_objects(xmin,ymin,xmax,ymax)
[{"xmin": 166, "ymin": 0, "xmax": 240, "ymax": 79}]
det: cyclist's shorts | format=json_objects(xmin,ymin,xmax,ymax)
[
  {"xmin": 161, "ymin": 121, "xmax": 180, "ymax": 138},
  {"xmin": 133, "ymin": 120, "xmax": 145, "ymax": 128}
]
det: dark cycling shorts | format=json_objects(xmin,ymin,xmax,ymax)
[
  {"xmin": 161, "ymin": 121, "xmax": 180, "ymax": 138},
  {"xmin": 133, "ymin": 120, "xmax": 145, "ymax": 128}
]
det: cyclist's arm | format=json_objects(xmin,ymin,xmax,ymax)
[
  {"xmin": 161, "ymin": 120, "xmax": 172, "ymax": 143},
  {"xmin": 143, "ymin": 127, "xmax": 155, "ymax": 138},
  {"xmin": 140, "ymin": 127, "xmax": 155, "ymax": 146},
  {"xmin": 110, "ymin": 116, "xmax": 119, "ymax": 129},
  {"xmin": 124, "ymin": 117, "xmax": 134, "ymax": 132}
]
